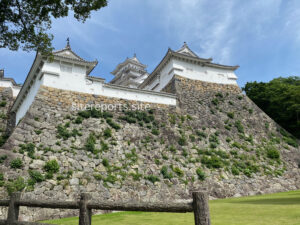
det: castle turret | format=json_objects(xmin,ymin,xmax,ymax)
[
  {"xmin": 140, "ymin": 42, "xmax": 239, "ymax": 91},
  {"xmin": 0, "ymin": 69, "xmax": 21, "ymax": 97},
  {"xmin": 11, "ymin": 41, "xmax": 99, "ymax": 124},
  {"xmin": 110, "ymin": 54, "xmax": 149, "ymax": 88}
]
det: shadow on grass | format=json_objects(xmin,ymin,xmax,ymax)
[{"xmin": 231, "ymin": 197, "xmax": 300, "ymax": 205}]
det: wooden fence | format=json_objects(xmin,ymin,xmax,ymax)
[{"xmin": 0, "ymin": 191, "xmax": 211, "ymax": 225}]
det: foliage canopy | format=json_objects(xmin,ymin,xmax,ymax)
[
  {"xmin": 243, "ymin": 76, "xmax": 300, "ymax": 139},
  {"xmin": 0, "ymin": 0, "xmax": 107, "ymax": 53}
]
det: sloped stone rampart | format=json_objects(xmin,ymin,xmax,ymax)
[{"xmin": 0, "ymin": 78, "xmax": 299, "ymax": 221}]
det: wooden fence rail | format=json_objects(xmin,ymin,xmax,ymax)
[{"xmin": 0, "ymin": 192, "xmax": 211, "ymax": 225}]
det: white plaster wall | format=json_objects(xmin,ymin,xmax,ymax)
[
  {"xmin": 43, "ymin": 72, "xmax": 176, "ymax": 106},
  {"xmin": 42, "ymin": 61, "xmax": 88, "ymax": 92},
  {"xmin": 143, "ymin": 61, "xmax": 175, "ymax": 91},
  {"xmin": 15, "ymin": 60, "xmax": 176, "ymax": 125},
  {"xmin": 43, "ymin": 73, "xmax": 104, "ymax": 95},
  {"xmin": 12, "ymin": 86, "xmax": 21, "ymax": 97},
  {"xmin": 15, "ymin": 75, "xmax": 44, "ymax": 124},
  {"xmin": 102, "ymin": 85, "xmax": 176, "ymax": 105},
  {"xmin": 0, "ymin": 80, "xmax": 13, "ymax": 89},
  {"xmin": 0, "ymin": 80, "xmax": 21, "ymax": 97},
  {"xmin": 42, "ymin": 60, "xmax": 60, "ymax": 74},
  {"xmin": 172, "ymin": 59, "xmax": 238, "ymax": 85}
]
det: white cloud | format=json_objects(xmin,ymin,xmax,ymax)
[{"xmin": 144, "ymin": 0, "xmax": 291, "ymax": 64}]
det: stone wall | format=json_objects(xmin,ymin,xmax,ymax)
[
  {"xmin": 0, "ymin": 78, "xmax": 299, "ymax": 221},
  {"xmin": 0, "ymin": 87, "xmax": 14, "ymax": 147}
]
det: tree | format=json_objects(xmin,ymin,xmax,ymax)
[
  {"xmin": 243, "ymin": 76, "xmax": 300, "ymax": 139},
  {"xmin": 0, "ymin": 0, "xmax": 107, "ymax": 53}
]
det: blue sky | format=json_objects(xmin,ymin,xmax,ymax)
[{"xmin": 1, "ymin": 0, "xmax": 300, "ymax": 87}]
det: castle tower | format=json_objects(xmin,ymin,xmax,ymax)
[{"xmin": 110, "ymin": 54, "xmax": 149, "ymax": 88}]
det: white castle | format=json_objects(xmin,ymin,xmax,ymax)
[{"xmin": 1, "ymin": 41, "xmax": 239, "ymax": 125}]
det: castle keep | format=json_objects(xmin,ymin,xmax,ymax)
[{"xmin": 0, "ymin": 42, "xmax": 299, "ymax": 221}]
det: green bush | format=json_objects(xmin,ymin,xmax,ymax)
[
  {"xmin": 103, "ymin": 128, "xmax": 112, "ymax": 138},
  {"xmin": 209, "ymin": 134, "xmax": 219, "ymax": 149},
  {"xmin": 151, "ymin": 128, "xmax": 160, "ymax": 135},
  {"xmin": 283, "ymin": 136, "xmax": 299, "ymax": 148},
  {"xmin": 196, "ymin": 168, "xmax": 206, "ymax": 181},
  {"xmin": 78, "ymin": 110, "xmax": 91, "ymax": 118},
  {"xmin": 0, "ymin": 101, "xmax": 7, "ymax": 107},
  {"xmin": 169, "ymin": 114, "xmax": 176, "ymax": 124},
  {"xmin": 182, "ymin": 148, "xmax": 188, "ymax": 157},
  {"xmin": 201, "ymin": 155, "xmax": 223, "ymax": 169},
  {"xmin": 215, "ymin": 92, "xmax": 223, "ymax": 98},
  {"xmin": 44, "ymin": 160, "xmax": 59, "ymax": 173},
  {"xmin": 10, "ymin": 158, "xmax": 23, "ymax": 169},
  {"xmin": 0, "ymin": 113, "xmax": 7, "ymax": 119},
  {"xmin": 5, "ymin": 176, "xmax": 26, "ymax": 195},
  {"xmin": 173, "ymin": 167, "xmax": 184, "ymax": 177},
  {"xmin": 243, "ymin": 168, "xmax": 252, "ymax": 177},
  {"xmin": 34, "ymin": 129, "xmax": 42, "ymax": 135},
  {"xmin": 225, "ymin": 125, "xmax": 231, "ymax": 130},
  {"xmin": 169, "ymin": 145, "xmax": 176, "ymax": 153},
  {"xmin": 119, "ymin": 115, "xmax": 136, "ymax": 123},
  {"xmin": 196, "ymin": 131, "xmax": 207, "ymax": 139},
  {"xmin": 93, "ymin": 173, "xmax": 103, "ymax": 180},
  {"xmin": 130, "ymin": 172, "xmax": 142, "ymax": 181},
  {"xmin": 106, "ymin": 118, "xmax": 121, "ymax": 130},
  {"xmin": 144, "ymin": 175, "xmax": 160, "ymax": 183},
  {"xmin": 215, "ymin": 150, "xmax": 229, "ymax": 159},
  {"xmin": 189, "ymin": 135, "xmax": 196, "ymax": 142},
  {"xmin": 57, "ymin": 124, "xmax": 71, "ymax": 139},
  {"xmin": 211, "ymin": 98, "xmax": 219, "ymax": 106},
  {"xmin": 19, "ymin": 143, "xmax": 35, "ymax": 159},
  {"xmin": 161, "ymin": 166, "xmax": 173, "ymax": 179},
  {"xmin": 74, "ymin": 116, "xmax": 83, "ymax": 124},
  {"xmin": 104, "ymin": 174, "xmax": 117, "ymax": 184},
  {"xmin": 85, "ymin": 133, "xmax": 96, "ymax": 153},
  {"xmin": 125, "ymin": 148, "xmax": 138, "ymax": 163},
  {"xmin": 0, "ymin": 173, "xmax": 4, "ymax": 187},
  {"xmin": 178, "ymin": 136, "xmax": 187, "ymax": 146},
  {"xmin": 231, "ymin": 141, "xmax": 242, "ymax": 149},
  {"xmin": 102, "ymin": 158, "xmax": 109, "ymax": 167},
  {"xmin": 227, "ymin": 112, "xmax": 234, "ymax": 119},
  {"xmin": 71, "ymin": 129, "xmax": 82, "ymax": 137},
  {"xmin": 235, "ymin": 120, "xmax": 244, "ymax": 133},
  {"xmin": 186, "ymin": 114, "xmax": 193, "ymax": 120},
  {"xmin": 28, "ymin": 170, "xmax": 44, "ymax": 183},
  {"xmin": 0, "ymin": 155, "xmax": 7, "ymax": 163},
  {"xmin": 231, "ymin": 166, "xmax": 240, "ymax": 175},
  {"xmin": 266, "ymin": 147, "xmax": 280, "ymax": 159},
  {"xmin": 45, "ymin": 172, "xmax": 53, "ymax": 179}
]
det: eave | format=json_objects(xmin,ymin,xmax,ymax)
[
  {"xmin": 11, "ymin": 52, "xmax": 44, "ymax": 113},
  {"xmin": 111, "ymin": 58, "xmax": 147, "ymax": 75}
]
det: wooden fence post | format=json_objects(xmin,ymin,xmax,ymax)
[
  {"xmin": 79, "ymin": 193, "xmax": 92, "ymax": 225},
  {"xmin": 192, "ymin": 192, "xmax": 211, "ymax": 225},
  {"xmin": 7, "ymin": 192, "xmax": 21, "ymax": 225}
]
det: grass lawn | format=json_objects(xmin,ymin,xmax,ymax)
[{"xmin": 42, "ymin": 190, "xmax": 300, "ymax": 225}]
